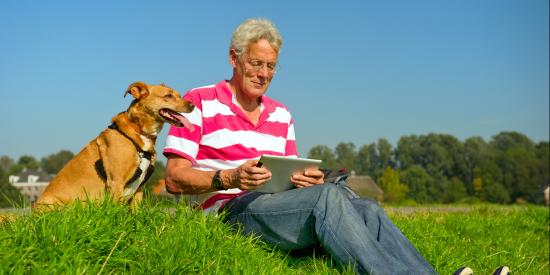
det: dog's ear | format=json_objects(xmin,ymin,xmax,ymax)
[{"xmin": 125, "ymin": 82, "xmax": 149, "ymax": 99}]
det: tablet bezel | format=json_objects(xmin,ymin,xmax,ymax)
[{"xmin": 253, "ymin": 155, "xmax": 322, "ymax": 193}]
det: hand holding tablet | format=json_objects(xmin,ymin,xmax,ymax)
[{"xmin": 253, "ymin": 155, "xmax": 323, "ymax": 193}]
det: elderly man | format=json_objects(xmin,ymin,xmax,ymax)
[{"xmin": 163, "ymin": 18, "xmax": 436, "ymax": 274}]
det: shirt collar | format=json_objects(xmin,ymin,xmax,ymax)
[{"xmin": 215, "ymin": 80, "xmax": 275, "ymax": 113}]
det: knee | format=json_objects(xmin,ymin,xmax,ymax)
[
  {"xmin": 351, "ymin": 198, "xmax": 386, "ymax": 220},
  {"xmin": 315, "ymin": 183, "xmax": 350, "ymax": 209},
  {"xmin": 362, "ymin": 198, "xmax": 382, "ymax": 212},
  {"xmin": 318, "ymin": 183, "xmax": 346, "ymax": 198}
]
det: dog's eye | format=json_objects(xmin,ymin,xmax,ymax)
[{"xmin": 164, "ymin": 94, "xmax": 174, "ymax": 99}]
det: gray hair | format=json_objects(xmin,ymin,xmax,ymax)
[{"xmin": 230, "ymin": 18, "xmax": 283, "ymax": 55}]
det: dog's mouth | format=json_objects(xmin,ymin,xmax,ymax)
[{"xmin": 159, "ymin": 108, "xmax": 194, "ymax": 131}]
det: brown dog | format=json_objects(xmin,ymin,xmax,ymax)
[{"xmin": 36, "ymin": 82, "xmax": 194, "ymax": 207}]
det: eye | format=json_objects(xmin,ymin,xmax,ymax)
[
  {"xmin": 249, "ymin": 60, "xmax": 263, "ymax": 67},
  {"xmin": 164, "ymin": 94, "xmax": 174, "ymax": 99},
  {"xmin": 267, "ymin": 63, "xmax": 276, "ymax": 71}
]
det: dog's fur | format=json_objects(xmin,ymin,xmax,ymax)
[{"xmin": 36, "ymin": 82, "xmax": 194, "ymax": 207}]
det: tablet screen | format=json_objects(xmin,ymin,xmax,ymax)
[{"xmin": 253, "ymin": 155, "xmax": 322, "ymax": 193}]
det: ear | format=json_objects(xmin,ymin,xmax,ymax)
[
  {"xmin": 229, "ymin": 48, "xmax": 239, "ymax": 69},
  {"xmin": 124, "ymin": 82, "xmax": 149, "ymax": 99}
]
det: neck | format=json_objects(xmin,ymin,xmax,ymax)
[
  {"xmin": 115, "ymin": 107, "xmax": 161, "ymax": 140},
  {"xmin": 129, "ymin": 113, "xmax": 162, "ymax": 139}
]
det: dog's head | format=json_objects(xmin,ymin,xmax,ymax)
[{"xmin": 125, "ymin": 82, "xmax": 195, "ymax": 130}]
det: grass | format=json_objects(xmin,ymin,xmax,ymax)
[
  {"xmin": 0, "ymin": 199, "xmax": 547, "ymax": 274},
  {"xmin": 388, "ymin": 205, "xmax": 549, "ymax": 274}
]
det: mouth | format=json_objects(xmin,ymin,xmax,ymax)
[
  {"xmin": 251, "ymin": 80, "xmax": 266, "ymax": 88},
  {"xmin": 159, "ymin": 108, "xmax": 194, "ymax": 131}
]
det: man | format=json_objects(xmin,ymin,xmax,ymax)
[{"xmin": 164, "ymin": 18, "xmax": 436, "ymax": 274}]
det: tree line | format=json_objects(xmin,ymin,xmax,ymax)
[
  {"xmin": 1, "ymin": 131, "xmax": 548, "ymax": 206},
  {"xmin": 308, "ymin": 131, "xmax": 549, "ymax": 204}
]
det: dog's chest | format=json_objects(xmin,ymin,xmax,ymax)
[
  {"xmin": 122, "ymin": 151, "xmax": 155, "ymax": 199},
  {"xmin": 140, "ymin": 135, "xmax": 153, "ymax": 151}
]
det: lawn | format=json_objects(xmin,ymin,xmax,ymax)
[{"xmin": 0, "ymin": 200, "xmax": 547, "ymax": 274}]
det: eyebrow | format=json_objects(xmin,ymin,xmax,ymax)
[{"xmin": 249, "ymin": 58, "xmax": 277, "ymax": 64}]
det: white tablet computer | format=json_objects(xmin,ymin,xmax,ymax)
[{"xmin": 253, "ymin": 155, "xmax": 322, "ymax": 193}]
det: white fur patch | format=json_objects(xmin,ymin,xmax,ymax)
[
  {"xmin": 140, "ymin": 135, "xmax": 153, "ymax": 151},
  {"xmin": 122, "ymin": 153, "xmax": 152, "ymax": 198}
]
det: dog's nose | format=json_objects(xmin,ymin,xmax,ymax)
[{"xmin": 187, "ymin": 102, "xmax": 195, "ymax": 111}]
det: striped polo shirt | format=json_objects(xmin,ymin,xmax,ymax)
[{"xmin": 163, "ymin": 80, "xmax": 297, "ymax": 210}]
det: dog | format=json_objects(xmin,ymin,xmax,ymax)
[{"xmin": 36, "ymin": 82, "xmax": 194, "ymax": 207}]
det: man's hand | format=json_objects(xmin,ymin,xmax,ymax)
[
  {"xmin": 290, "ymin": 168, "xmax": 325, "ymax": 188},
  {"xmin": 225, "ymin": 160, "xmax": 272, "ymax": 190}
]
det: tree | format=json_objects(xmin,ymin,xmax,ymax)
[
  {"xmin": 490, "ymin": 132, "xmax": 539, "ymax": 202},
  {"xmin": 378, "ymin": 167, "xmax": 408, "ymax": 203},
  {"xmin": 400, "ymin": 165, "xmax": 437, "ymax": 203},
  {"xmin": 334, "ymin": 142, "xmax": 357, "ymax": 171},
  {"xmin": 377, "ymin": 138, "xmax": 393, "ymax": 170},
  {"xmin": 41, "ymin": 150, "xmax": 74, "ymax": 174},
  {"xmin": 482, "ymin": 180, "xmax": 510, "ymax": 204},
  {"xmin": 18, "ymin": 155, "xmax": 39, "ymax": 170},
  {"xmin": 0, "ymin": 156, "xmax": 14, "ymax": 172},
  {"xmin": 356, "ymin": 143, "xmax": 377, "ymax": 176},
  {"xmin": 308, "ymin": 145, "xmax": 336, "ymax": 169},
  {"xmin": 442, "ymin": 177, "xmax": 468, "ymax": 203},
  {"xmin": 395, "ymin": 135, "xmax": 423, "ymax": 170},
  {"xmin": 463, "ymin": 137, "xmax": 493, "ymax": 195},
  {"xmin": 395, "ymin": 134, "xmax": 466, "ymax": 201}
]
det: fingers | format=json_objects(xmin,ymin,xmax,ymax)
[
  {"xmin": 290, "ymin": 168, "xmax": 325, "ymax": 188},
  {"xmin": 304, "ymin": 169, "xmax": 324, "ymax": 179},
  {"xmin": 234, "ymin": 160, "xmax": 272, "ymax": 190}
]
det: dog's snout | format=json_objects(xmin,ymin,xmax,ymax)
[{"xmin": 187, "ymin": 101, "xmax": 195, "ymax": 111}]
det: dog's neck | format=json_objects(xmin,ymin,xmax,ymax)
[{"xmin": 111, "ymin": 111, "xmax": 160, "ymax": 153}]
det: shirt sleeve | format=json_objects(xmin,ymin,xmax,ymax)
[{"xmin": 285, "ymin": 119, "xmax": 298, "ymax": 158}]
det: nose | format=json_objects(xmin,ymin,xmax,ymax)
[
  {"xmin": 183, "ymin": 101, "xmax": 195, "ymax": 112},
  {"xmin": 257, "ymin": 65, "xmax": 270, "ymax": 78}
]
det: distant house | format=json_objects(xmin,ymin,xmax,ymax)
[
  {"xmin": 9, "ymin": 168, "xmax": 53, "ymax": 202},
  {"xmin": 346, "ymin": 172, "xmax": 384, "ymax": 202}
]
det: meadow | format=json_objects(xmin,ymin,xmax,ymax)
[{"xmin": 0, "ymin": 200, "xmax": 547, "ymax": 274}]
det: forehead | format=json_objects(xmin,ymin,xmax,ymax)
[
  {"xmin": 149, "ymin": 84, "xmax": 176, "ymax": 94},
  {"xmin": 246, "ymin": 39, "xmax": 279, "ymax": 61}
]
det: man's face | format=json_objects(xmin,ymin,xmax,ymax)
[{"xmin": 231, "ymin": 39, "xmax": 279, "ymax": 100}]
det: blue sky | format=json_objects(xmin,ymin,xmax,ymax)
[{"xmin": 1, "ymin": 0, "xmax": 548, "ymax": 162}]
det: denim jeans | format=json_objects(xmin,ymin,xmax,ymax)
[{"xmin": 224, "ymin": 182, "xmax": 436, "ymax": 275}]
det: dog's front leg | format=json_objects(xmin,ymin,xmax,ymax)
[
  {"xmin": 129, "ymin": 188, "xmax": 144, "ymax": 211},
  {"xmin": 96, "ymin": 133, "xmax": 137, "ymax": 202}
]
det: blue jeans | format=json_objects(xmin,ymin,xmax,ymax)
[{"xmin": 224, "ymin": 182, "xmax": 436, "ymax": 275}]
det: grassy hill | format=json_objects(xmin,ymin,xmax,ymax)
[{"xmin": 0, "ymin": 200, "xmax": 547, "ymax": 274}]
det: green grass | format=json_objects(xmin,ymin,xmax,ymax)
[
  {"xmin": 388, "ymin": 205, "xmax": 549, "ymax": 274},
  {"xmin": 0, "ymin": 199, "xmax": 344, "ymax": 274},
  {"xmin": 0, "ymin": 200, "xmax": 547, "ymax": 274}
]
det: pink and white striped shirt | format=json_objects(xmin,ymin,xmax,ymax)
[{"xmin": 163, "ymin": 80, "xmax": 297, "ymax": 212}]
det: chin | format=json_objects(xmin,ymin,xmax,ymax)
[{"xmin": 245, "ymin": 86, "xmax": 268, "ymax": 97}]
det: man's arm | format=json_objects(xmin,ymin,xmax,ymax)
[{"xmin": 164, "ymin": 154, "xmax": 273, "ymax": 194}]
